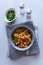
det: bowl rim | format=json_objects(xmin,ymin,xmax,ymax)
[
  {"xmin": 5, "ymin": 8, "xmax": 17, "ymax": 23},
  {"xmin": 10, "ymin": 25, "xmax": 35, "ymax": 51}
]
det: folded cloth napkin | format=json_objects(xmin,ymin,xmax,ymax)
[{"xmin": 6, "ymin": 21, "xmax": 40, "ymax": 59}]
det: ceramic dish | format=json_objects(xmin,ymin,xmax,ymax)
[
  {"xmin": 5, "ymin": 8, "xmax": 17, "ymax": 23},
  {"xmin": 10, "ymin": 25, "xmax": 35, "ymax": 51}
]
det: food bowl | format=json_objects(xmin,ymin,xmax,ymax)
[
  {"xmin": 10, "ymin": 25, "xmax": 35, "ymax": 51},
  {"xmin": 5, "ymin": 8, "xmax": 17, "ymax": 23}
]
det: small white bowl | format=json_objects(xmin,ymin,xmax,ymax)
[{"xmin": 5, "ymin": 8, "xmax": 17, "ymax": 23}]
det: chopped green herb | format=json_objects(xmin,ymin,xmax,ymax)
[{"xmin": 24, "ymin": 32, "xmax": 28, "ymax": 35}]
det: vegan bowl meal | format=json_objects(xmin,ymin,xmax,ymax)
[{"xmin": 10, "ymin": 25, "xmax": 35, "ymax": 51}]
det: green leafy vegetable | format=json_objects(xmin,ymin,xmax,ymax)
[{"xmin": 6, "ymin": 10, "xmax": 16, "ymax": 21}]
